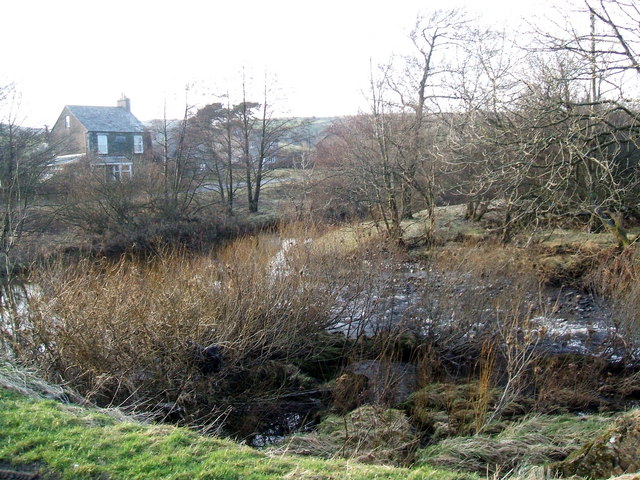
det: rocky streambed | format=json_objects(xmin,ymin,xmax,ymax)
[
  {"xmin": 252, "ymin": 246, "xmax": 638, "ymax": 447},
  {"xmin": 331, "ymin": 257, "xmax": 631, "ymax": 363}
]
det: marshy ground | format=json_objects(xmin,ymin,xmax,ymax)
[{"xmin": 2, "ymin": 204, "xmax": 640, "ymax": 479}]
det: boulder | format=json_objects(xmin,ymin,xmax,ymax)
[
  {"xmin": 553, "ymin": 410, "xmax": 640, "ymax": 479},
  {"xmin": 189, "ymin": 341, "xmax": 223, "ymax": 375}
]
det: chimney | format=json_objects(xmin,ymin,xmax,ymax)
[{"xmin": 117, "ymin": 95, "xmax": 131, "ymax": 112}]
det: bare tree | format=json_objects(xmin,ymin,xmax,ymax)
[
  {"xmin": 54, "ymin": 158, "xmax": 157, "ymax": 237},
  {"xmin": 392, "ymin": 10, "xmax": 472, "ymax": 220},
  {"xmin": 435, "ymin": 2, "xmax": 640, "ymax": 244},
  {"xmin": 584, "ymin": 0, "xmax": 640, "ymax": 75},
  {"xmin": 443, "ymin": 27, "xmax": 521, "ymax": 223},
  {"xmin": 329, "ymin": 10, "xmax": 472, "ymax": 242},
  {"xmin": 150, "ymin": 99, "xmax": 207, "ymax": 221},
  {"xmin": 0, "ymin": 86, "xmax": 54, "ymax": 272},
  {"xmin": 501, "ymin": 2, "xmax": 640, "ymax": 244},
  {"xmin": 237, "ymin": 71, "xmax": 308, "ymax": 213},
  {"xmin": 0, "ymin": 85, "xmax": 56, "ymax": 350}
]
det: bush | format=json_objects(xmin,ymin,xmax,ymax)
[
  {"xmin": 11, "ymin": 223, "xmax": 402, "ymax": 432},
  {"xmin": 49, "ymin": 160, "xmax": 263, "ymax": 257}
]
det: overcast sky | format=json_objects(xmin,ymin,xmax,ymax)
[{"xmin": 4, "ymin": 0, "xmax": 557, "ymax": 127}]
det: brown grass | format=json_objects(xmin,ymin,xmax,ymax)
[
  {"xmin": 10, "ymin": 222, "xmax": 404, "ymax": 428},
  {"xmin": 270, "ymin": 405, "xmax": 419, "ymax": 466},
  {"xmin": 412, "ymin": 243, "xmax": 543, "ymax": 372},
  {"xmin": 587, "ymin": 245, "xmax": 640, "ymax": 362}
]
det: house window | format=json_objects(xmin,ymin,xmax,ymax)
[
  {"xmin": 97, "ymin": 134, "xmax": 108, "ymax": 155},
  {"xmin": 133, "ymin": 135, "xmax": 144, "ymax": 154},
  {"xmin": 65, "ymin": 115, "xmax": 70, "ymax": 128},
  {"xmin": 108, "ymin": 163, "xmax": 132, "ymax": 181},
  {"xmin": 121, "ymin": 163, "xmax": 132, "ymax": 178}
]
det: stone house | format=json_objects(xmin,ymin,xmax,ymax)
[{"xmin": 50, "ymin": 96, "xmax": 151, "ymax": 180}]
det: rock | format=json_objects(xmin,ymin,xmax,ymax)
[
  {"xmin": 190, "ymin": 341, "xmax": 223, "ymax": 374},
  {"xmin": 553, "ymin": 410, "xmax": 640, "ymax": 479}
]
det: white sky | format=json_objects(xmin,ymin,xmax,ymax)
[{"xmin": 4, "ymin": 0, "xmax": 557, "ymax": 127}]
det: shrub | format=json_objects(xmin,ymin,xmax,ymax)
[{"xmin": 12, "ymin": 223, "xmax": 402, "ymax": 432}]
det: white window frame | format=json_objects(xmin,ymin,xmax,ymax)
[
  {"xmin": 65, "ymin": 115, "xmax": 71, "ymax": 128},
  {"xmin": 97, "ymin": 134, "xmax": 108, "ymax": 155},
  {"xmin": 108, "ymin": 163, "xmax": 133, "ymax": 181},
  {"xmin": 121, "ymin": 163, "xmax": 132, "ymax": 178},
  {"xmin": 133, "ymin": 134, "xmax": 144, "ymax": 154}
]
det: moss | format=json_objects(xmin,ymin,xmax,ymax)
[{"xmin": 552, "ymin": 410, "xmax": 640, "ymax": 479}]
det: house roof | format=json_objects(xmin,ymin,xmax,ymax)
[{"xmin": 66, "ymin": 105, "xmax": 146, "ymax": 133}]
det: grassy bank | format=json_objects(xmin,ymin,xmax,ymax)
[{"xmin": 0, "ymin": 387, "xmax": 474, "ymax": 480}]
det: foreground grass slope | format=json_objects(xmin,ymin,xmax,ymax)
[{"xmin": 0, "ymin": 388, "xmax": 474, "ymax": 480}]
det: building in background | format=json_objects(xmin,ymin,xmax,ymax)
[{"xmin": 50, "ymin": 96, "xmax": 151, "ymax": 180}]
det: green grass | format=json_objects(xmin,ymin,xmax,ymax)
[{"xmin": 0, "ymin": 388, "xmax": 475, "ymax": 480}]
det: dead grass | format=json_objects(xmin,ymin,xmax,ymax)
[
  {"xmin": 532, "ymin": 355, "xmax": 616, "ymax": 413},
  {"xmin": 417, "ymin": 413, "xmax": 612, "ymax": 474},
  {"xmin": 270, "ymin": 405, "xmax": 419, "ymax": 466},
  {"xmin": 586, "ymin": 245, "xmax": 640, "ymax": 362},
  {"xmin": 539, "ymin": 229, "xmax": 619, "ymax": 248},
  {"xmin": 417, "ymin": 205, "xmax": 487, "ymax": 244},
  {"xmin": 412, "ymin": 241, "xmax": 544, "ymax": 373},
  {"xmin": 7, "ymin": 222, "xmax": 406, "ymax": 430},
  {"xmin": 408, "ymin": 382, "xmax": 503, "ymax": 439},
  {"xmin": 0, "ymin": 360, "xmax": 73, "ymax": 403}
]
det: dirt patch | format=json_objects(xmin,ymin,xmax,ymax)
[{"xmin": 0, "ymin": 462, "xmax": 58, "ymax": 480}]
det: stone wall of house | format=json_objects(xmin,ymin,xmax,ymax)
[
  {"xmin": 87, "ymin": 131, "xmax": 140, "ymax": 157},
  {"xmin": 50, "ymin": 107, "xmax": 88, "ymax": 156}
]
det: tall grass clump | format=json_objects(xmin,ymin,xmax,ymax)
[
  {"xmin": 8, "ymin": 222, "xmax": 404, "ymax": 432},
  {"xmin": 412, "ymin": 243, "xmax": 544, "ymax": 378},
  {"xmin": 416, "ymin": 413, "xmax": 611, "ymax": 474},
  {"xmin": 588, "ymin": 245, "xmax": 640, "ymax": 362},
  {"xmin": 271, "ymin": 405, "xmax": 419, "ymax": 466}
]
